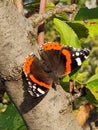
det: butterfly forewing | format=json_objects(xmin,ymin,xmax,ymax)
[{"xmin": 62, "ymin": 46, "xmax": 90, "ymax": 71}]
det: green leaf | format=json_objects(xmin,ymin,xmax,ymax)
[
  {"xmin": 86, "ymin": 74, "xmax": 98, "ymax": 101},
  {"xmin": 74, "ymin": 19, "xmax": 98, "ymax": 38},
  {"xmin": 74, "ymin": 7, "xmax": 98, "ymax": 37},
  {"xmin": 54, "ymin": 18, "xmax": 81, "ymax": 48},
  {"xmin": 55, "ymin": 13, "xmax": 68, "ymax": 21},
  {"xmin": 86, "ymin": 84, "xmax": 98, "ymax": 102},
  {"xmin": 0, "ymin": 104, "xmax": 26, "ymax": 130},
  {"xmin": 95, "ymin": 66, "xmax": 98, "ymax": 74},
  {"xmin": 46, "ymin": 2, "xmax": 55, "ymax": 12},
  {"xmin": 69, "ymin": 68, "xmax": 80, "ymax": 81},
  {"xmin": 86, "ymin": 74, "xmax": 98, "ymax": 84},
  {"xmin": 75, "ymin": 72, "xmax": 88, "ymax": 83},
  {"xmin": 85, "ymin": 20, "xmax": 98, "ymax": 37},
  {"xmin": 67, "ymin": 22, "xmax": 89, "ymax": 39},
  {"xmin": 81, "ymin": 59, "xmax": 89, "ymax": 67},
  {"xmin": 60, "ymin": 75, "xmax": 70, "ymax": 83},
  {"xmin": 0, "ymin": 104, "xmax": 7, "ymax": 113},
  {"xmin": 60, "ymin": 75, "xmax": 70, "ymax": 92},
  {"xmin": 86, "ymin": 89, "xmax": 98, "ymax": 107},
  {"xmin": 24, "ymin": 0, "xmax": 40, "ymax": 12},
  {"xmin": 75, "ymin": 7, "xmax": 98, "ymax": 20}
]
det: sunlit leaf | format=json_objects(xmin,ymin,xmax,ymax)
[
  {"xmin": 85, "ymin": 20, "xmax": 98, "ymax": 37},
  {"xmin": 86, "ymin": 84, "xmax": 98, "ymax": 101},
  {"xmin": 86, "ymin": 89, "xmax": 98, "ymax": 107},
  {"xmin": 75, "ymin": 7, "xmax": 98, "ymax": 37},
  {"xmin": 86, "ymin": 74, "xmax": 98, "ymax": 84},
  {"xmin": 0, "ymin": 104, "xmax": 7, "ymax": 112},
  {"xmin": 95, "ymin": 66, "xmax": 98, "ymax": 74},
  {"xmin": 69, "ymin": 68, "xmax": 80, "ymax": 81},
  {"xmin": 86, "ymin": 74, "xmax": 98, "ymax": 101},
  {"xmin": 55, "ymin": 13, "xmax": 68, "ymax": 21},
  {"xmin": 75, "ymin": 72, "xmax": 88, "ymax": 83},
  {"xmin": 54, "ymin": 18, "xmax": 81, "ymax": 48},
  {"xmin": 46, "ymin": 2, "xmax": 55, "ymax": 11}
]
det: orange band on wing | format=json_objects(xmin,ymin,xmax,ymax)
[
  {"xmin": 23, "ymin": 56, "xmax": 34, "ymax": 75},
  {"xmin": 61, "ymin": 49, "xmax": 72, "ymax": 74},
  {"xmin": 42, "ymin": 42, "xmax": 62, "ymax": 51},
  {"xmin": 29, "ymin": 74, "xmax": 51, "ymax": 89}
]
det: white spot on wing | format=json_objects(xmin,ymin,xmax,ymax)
[
  {"xmin": 33, "ymin": 84, "xmax": 36, "ymax": 89},
  {"xmin": 28, "ymin": 81, "xmax": 32, "ymax": 85},
  {"xmin": 25, "ymin": 74, "xmax": 28, "ymax": 77},
  {"xmin": 37, "ymin": 88, "xmax": 45, "ymax": 94},
  {"xmin": 26, "ymin": 77, "xmax": 29, "ymax": 80},
  {"xmin": 36, "ymin": 94, "xmax": 40, "ymax": 97},
  {"xmin": 84, "ymin": 55, "xmax": 88, "ymax": 59},
  {"xmin": 76, "ymin": 52, "xmax": 79, "ymax": 56},
  {"xmin": 75, "ymin": 57, "xmax": 82, "ymax": 66},
  {"xmin": 28, "ymin": 88, "xmax": 34, "ymax": 96},
  {"xmin": 29, "ymin": 85, "xmax": 33, "ymax": 88}
]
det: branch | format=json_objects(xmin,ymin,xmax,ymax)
[
  {"xmin": 69, "ymin": 0, "xmax": 76, "ymax": 20},
  {"xmin": 30, "ymin": 4, "xmax": 77, "ymax": 27},
  {"xmin": 59, "ymin": 92, "xmax": 82, "ymax": 113},
  {"xmin": 0, "ymin": 1, "xmax": 82, "ymax": 130},
  {"xmin": 13, "ymin": 0, "xmax": 24, "ymax": 15}
]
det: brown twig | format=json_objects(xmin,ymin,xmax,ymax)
[
  {"xmin": 30, "ymin": 4, "xmax": 77, "ymax": 27},
  {"xmin": 69, "ymin": 0, "xmax": 76, "ymax": 21},
  {"xmin": 69, "ymin": 79, "xmax": 75, "ymax": 95},
  {"xmin": 38, "ymin": 0, "xmax": 46, "ymax": 45}
]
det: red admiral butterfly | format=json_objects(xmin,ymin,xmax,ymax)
[{"xmin": 23, "ymin": 42, "xmax": 89, "ymax": 97}]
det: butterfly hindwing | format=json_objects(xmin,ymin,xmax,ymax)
[
  {"xmin": 26, "ymin": 77, "xmax": 49, "ymax": 97},
  {"xmin": 23, "ymin": 54, "xmax": 53, "ymax": 97}
]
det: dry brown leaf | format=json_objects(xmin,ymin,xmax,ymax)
[{"xmin": 76, "ymin": 103, "xmax": 94, "ymax": 126}]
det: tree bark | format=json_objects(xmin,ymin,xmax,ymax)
[{"xmin": 0, "ymin": 1, "xmax": 83, "ymax": 130}]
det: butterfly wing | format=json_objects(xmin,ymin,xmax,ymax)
[
  {"xmin": 23, "ymin": 54, "xmax": 53, "ymax": 97},
  {"xmin": 40, "ymin": 42, "xmax": 66, "ymax": 80},
  {"xmin": 61, "ymin": 46, "xmax": 90, "ymax": 73}
]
